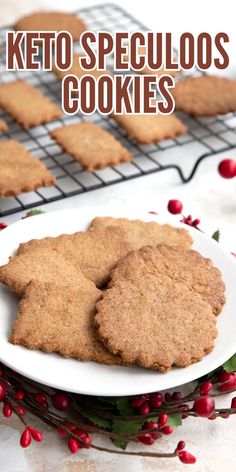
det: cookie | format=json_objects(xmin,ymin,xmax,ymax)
[
  {"xmin": 15, "ymin": 11, "xmax": 86, "ymax": 41},
  {"xmin": 90, "ymin": 216, "xmax": 193, "ymax": 249},
  {"xmin": 10, "ymin": 280, "xmax": 123, "ymax": 366},
  {"xmin": 17, "ymin": 226, "xmax": 133, "ymax": 288},
  {"xmin": 123, "ymin": 45, "xmax": 179, "ymax": 76},
  {"xmin": 51, "ymin": 122, "xmax": 132, "ymax": 171},
  {"xmin": 0, "ymin": 140, "xmax": 55, "ymax": 197},
  {"xmin": 0, "ymin": 81, "xmax": 62, "ymax": 128},
  {"xmin": 0, "ymin": 119, "xmax": 8, "ymax": 133},
  {"xmin": 0, "ymin": 247, "xmax": 86, "ymax": 295},
  {"xmin": 110, "ymin": 245, "xmax": 225, "ymax": 315},
  {"xmin": 95, "ymin": 272, "xmax": 217, "ymax": 371},
  {"xmin": 112, "ymin": 113, "xmax": 187, "ymax": 144},
  {"xmin": 53, "ymin": 53, "xmax": 106, "ymax": 83},
  {"xmin": 173, "ymin": 76, "xmax": 236, "ymax": 116}
]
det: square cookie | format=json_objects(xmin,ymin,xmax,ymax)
[
  {"xmin": 0, "ymin": 81, "xmax": 62, "ymax": 128},
  {"xmin": 113, "ymin": 113, "xmax": 187, "ymax": 144},
  {"xmin": 0, "ymin": 140, "xmax": 55, "ymax": 197},
  {"xmin": 51, "ymin": 122, "xmax": 132, "ymax": 171}
]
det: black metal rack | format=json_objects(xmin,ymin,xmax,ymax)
[{"xmin": 0, "ymin": 3, "xmax": 236, "ymax": 216}]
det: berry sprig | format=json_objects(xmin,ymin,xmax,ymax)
[
  {"xmin": 167, "ymin": 199, "xmax": 202, "ymax": 230},
  {"xmin": 1, "ymin": 359, "xmax": 236, "ymax": 465}
]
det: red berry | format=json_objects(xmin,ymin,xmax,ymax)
[
  {"xmin": 161, "ymin": 425, "xmax": 173, "ymax": 435},
  {"xmin": 208, "ymin": 415, "xmax": 217, "ymax": 420},
  {"xmin": 29, "ymin": 428, "xmax": 43, "ymax": 442},
  {"xmin": 144, "ymin": 421, "xmax": 158, "ymax": 431},
  {"xmin": 0, "ymin": 223, "xmax": 7, "ymax": 230},
  {"xmin": 165, "ymin": 392, "xmax": 172, "ymax": 402},
  {"xmin": 68, "ymin": 437, "xmax": 80, "ymax": 453},
  {"xmin": 20, "ymin": 428, "xmax": 31, "ymax": 448},
  {"xmin": 178, "ymin": 450, "xmax": 196, "ymax": 464},
  {"xmin": 80, "ymin": 435, "xmax": 92, "ymax": 448},
  {"xmin": 167, "ymin": 199, "xmax": 183, "ymax": 215},
  {"xmin": 65, "ymin": 423, "xmax": 77, "ymax": 432},
  {"xmin": 15, "ymin": 390, "xmax": 24, "ymax": 401},
  {"xmin": 150, "ymin": 392, "xmax": 163, "ymax": 402},
  {"xmin": 149, "ymin": 398, "xmax": 162, "ymax": 409},
  {"xmin": 193, "ymin": 396, "xmax": 215, "ymax": 417},
  {"xmin": 231, "ymin": 397, "xmax": 236, "ymax": 408},
  {"xmin": 176, "ymin": 440, "xmax": 186, "ymax": 451},
  {"xmin": 138, "ymin": 433, "xmax": 154, "ymax": 445},
  {"xmin": 192, "ymin": 218, "xmax": 201, "ymax": 227},
  {"xmin": 217, "ymin": 376, "xmax": 236, "ymax": 392},
  {"xmin": 218, "ymin": 159, "xmax": 236, "ymax": 179},
  {"xmin": 52, "ymin": 392, "xmax": 71, "ymax": 411},
  {"xmin": 74, "ymin": 428, "xmax": 89, "ymax": 438},
  {"xmin": 15, "ymin": 405, "xmax": 26, "ymax": 415},
  {"xmin": 172, "ymin": 391, "xmax": 182, "ymax": 401},
  {"xmin": 139, "ymin": 401, "xmax": 150, "ymax": 415},
  {"xmin": 34, "ymin": 393, "xmax": 46, "ymax": 403},
  {"xmin": 3, "ymin": 403, "xmax": 12, "ymax": 417},
  {"xmin": 200, "ymin": 381, "xmax": 213, "ymax": 395},
  {"xmin": 218, "ymin": 372, "xmax": 234, "ymax": 383},
  {"xmin": 130, "ymin": 398, "xmax": 146, "ymax": 408},
  {"xmin": 158, "ymin": 414, "xmax": 168, "ymax": 427},
  {"xmin": 0, "ymin": 382, "xmax": 6, "ymax": 402}
]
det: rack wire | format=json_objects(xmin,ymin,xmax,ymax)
[{"xmin": 0, "ymin": 2, "xmax": 236, "ymax": 216}]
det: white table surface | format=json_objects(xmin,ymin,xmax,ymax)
[{"xmin": 1, "ymin": 1, "xmax": 236, "ymax": 471}]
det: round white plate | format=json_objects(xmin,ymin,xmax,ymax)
[{"xmin": 0, "ymin": 206, "xmax": 235, "ymax": 396}]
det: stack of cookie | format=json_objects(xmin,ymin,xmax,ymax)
[{"xmin": 0, "ymin": 216, "xmax": 225, "ymax": 372}]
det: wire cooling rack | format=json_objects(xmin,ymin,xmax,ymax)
[{"xmin": 0, "ymin": 3, "xmax": 236, "ymax": 216}]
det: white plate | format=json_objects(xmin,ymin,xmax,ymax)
[{"xmin": 0, "ymin": 206, "xmax": 235, "ymax": 396}]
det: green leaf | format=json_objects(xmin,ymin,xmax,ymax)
[
  {"xmin": 26, "ymin": 209, "xmax": 45, "ymax": 216},
  {"xmin": 112, "ymin": 438, "xmax": 128, "ymax": 450},
  {"xmin": 96, "ymin": 396, "xmax": 117, "ymax": 405},
  {"xmin": 116, "ymin": 398, "xmax": 134, "ymax": 416},
  {"xmin": 223, "ymin": 354, "xmax": 236, "ymax": 372},
  {"xmin": 167, "ymin": 414, "xmax": 182, "ymax": 427},
  {"xmin": 112, "ymin": 419, "xmax": 144, "ymax": 435},
  {"xmin": 81, "ymin": 412, "xmax": 111, "ymax": 429},
  {"xmin": 212, "ymin": 229, "xmax": 220, "ymax": 242}
]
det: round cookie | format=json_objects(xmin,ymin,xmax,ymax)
[
  {"xmin": 95, "ymin": 273, "xmax": 217, "ymax": 371},
  {"xmin": 173, "ymin": 76, "xmax": 236, "ymax": 116},
  {"xmin": 109, "ymin": 245, "xmax": 225, "ymax": 315},
  {"xmin": 15, "ymin": 12, "xmax": 86, "ymax": 41}
]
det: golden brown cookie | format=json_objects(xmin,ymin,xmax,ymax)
[
  {"xmin": 0, "ymin": 140, "xmax": 55, "ymax": 197},
  {"xmin": 110, "ymin": 245, "xmax": 225, "ymax": 315},
  {"xmin": 10, "ymin": 280, "xmax": 123, "ymax": 366},
  {"xmin": 173, "ymin": 76, "xmax": 236, "ymax": 116},
  {"xmin": 15, "ymin": 11, "xmax": 86, "ymax": 41},
  {"xmin": 90, "ymin": 216, "xmax": 193, "ymax": 250},
  {"xmin": 0, "ymin": 81, "xmax": 62, "ymax": 128},
  {"xmin": 53, "ymin": 53, "xmax": 107, "ymax": 82},
  {"xmin": 0, "ymin": 118, "xmax": 8, "ymax": 133},
  {"xmin": 95, "ymin": 272, "xmax": 217, "ymax": 371},
  {"xmin": 51, "ymin": 122, "xmax": 132, "ymax": 171},
  {"xmin": 0, "ymin": 248, "xmax": 86, "ymax": 295},
  {"xmin": 17, "ymin": 226, "xmax": 133, "ymax": 288},
  {"xmin": 112, "ymin": 113, "xmax": 187, "ymax": 144}
]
